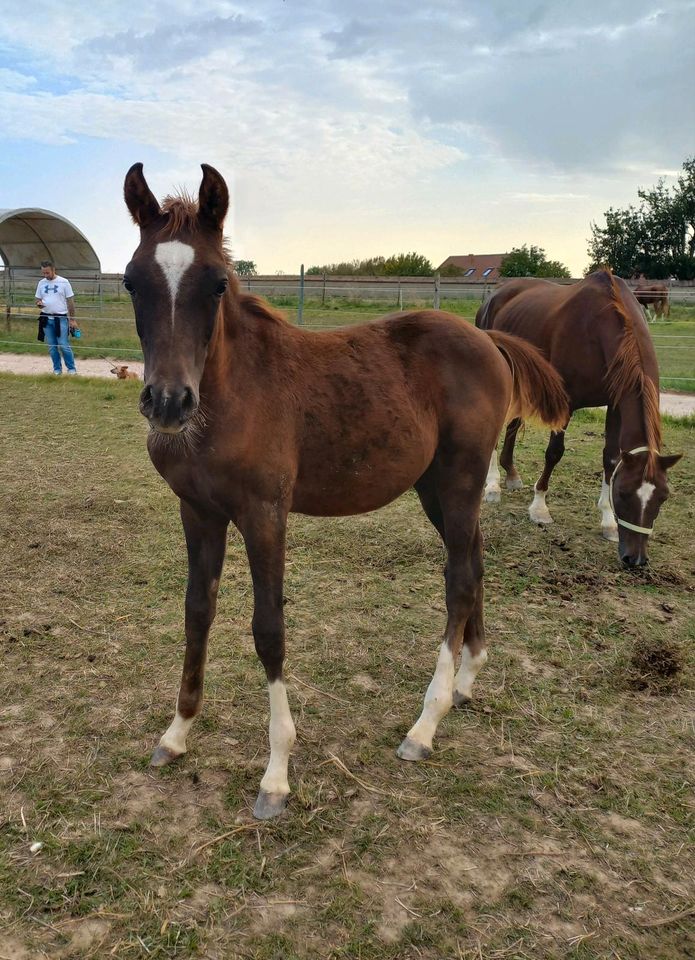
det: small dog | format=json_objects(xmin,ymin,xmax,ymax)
[{"xmin": 110, "ymin": 365, "xmax": 140, "ymax": 380}]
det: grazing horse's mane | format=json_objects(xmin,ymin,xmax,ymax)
[{"xmin": 603, "ymin": 270, "xmax": 662, "ymax": 456}]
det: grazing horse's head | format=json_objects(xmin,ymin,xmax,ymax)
[
  {"xmin": 610, "ymin": 449, "xmax": 682, "ymax": 567},
  {"xmin": 123, "ymin": 163, "xmax": 230, "ymax": 434}
]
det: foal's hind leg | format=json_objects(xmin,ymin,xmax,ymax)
[
  {"xmin": 398, "ymin": 486, "xmax": 485, "ymax": 761},
  {"xmin": 151, "ymin": 502, "xmax": 228, "ymax": 766},
  {"xmin": 529, "ymin": 424, "xmax": 569, "ymax": 525}
]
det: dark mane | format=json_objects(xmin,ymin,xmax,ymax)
[{"xmin": 604, "ymin": 271, "xmax": 662, "ymax": 456}]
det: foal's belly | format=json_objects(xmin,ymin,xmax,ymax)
[{"xmin": 291, "ymin": 420, "xmax": 436, "ymax": 516}]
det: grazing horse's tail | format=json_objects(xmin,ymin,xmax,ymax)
[{"xmin": 487, "ymin": 330, "xmax": 569, "ymax": 430}]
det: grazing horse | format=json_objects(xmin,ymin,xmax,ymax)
[
  {"xmin": 477, "ymin": 271, "xmax": 682, "ymax": 567},
  {"xmin": 634, "ymin": 280, "xmax": 670, "ymax": 320},
  {"xmin": 123, "ymin": 163, "xmax": 568, "ymax": 819}
]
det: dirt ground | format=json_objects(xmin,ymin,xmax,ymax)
[{"xmin": 1, "ymin": 351, "xmax": 693, "ymax": 416}]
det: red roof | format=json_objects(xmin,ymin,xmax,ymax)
[{"xmin": 438, "ymin": 253, "xmax": 506, "ymax": 281}]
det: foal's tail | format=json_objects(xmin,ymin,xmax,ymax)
[{"xmin": 487, "ymin": 330, "xmax": 569, "ymax": 429}]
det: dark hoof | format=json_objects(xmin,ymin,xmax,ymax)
[
  {"xmin": 396, "ymin": 737, "xmax": 432, "ymax": 762},
  {"xmin": 150, "ymin": 745, "xmax": 183, "ymax": 768},
  {"xmin": 452, "ymin": 690, "xmax": 472, "ymax": 708},
  {"xmin": 253, "ymin": 790, "xmax": 289, "ymax": 820}
]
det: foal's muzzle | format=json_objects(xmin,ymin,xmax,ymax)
[
  {"xmin": 620, "ymin": 548, "xmax": 648, "ymax": 569},
  {"xmin": 139, "ymin": 383, "xmax": 198, "ymax": 433}
]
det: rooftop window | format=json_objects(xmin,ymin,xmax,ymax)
[{"xmin": 463, "ymin": 267, "xmax": 476, "ymax": 277}]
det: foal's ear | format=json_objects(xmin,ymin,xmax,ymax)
[
  {"xmin": 659, "ymin": 453, "xmax": 683, "ymax": 471},
  {"xmin": 124, "ymin": 163, "xmax": 161, "ymax": 227},
  {"xmin": 198, "ymin": 164, "xmax": 229, "ymax": 230}
]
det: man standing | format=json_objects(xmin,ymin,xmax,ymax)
[{"xmin": 35, "ymin": 259, "xmax": 77, "ymax": 375}]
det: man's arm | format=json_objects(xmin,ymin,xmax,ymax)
[{"xmin": 67, "ymin": 296, "xmax": 76, "ymax": 329}]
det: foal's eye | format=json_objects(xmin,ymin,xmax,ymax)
[
  {"xmin": 214, "ymin": 278, "xmax": 228, "ymax": 297},
  {"xmin": 123, "ymin": 277, "xmax": 134, "ymax": 294}
]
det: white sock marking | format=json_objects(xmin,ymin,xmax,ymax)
[
  {"xmin": 454, "ymin": 646, "xmax": 488, "ymax": 701},
  {"xmin": 259, "ymin": 681, "xmax": 296, "ymax": 797},
  {"xmin": 406, "ymin": 643, "xmax": 455, "ymax": 751},
  {"xmin": 154, "ymin": 241, "xmax": 195, "ymax": 328},
  {"xmin": 484, "ymin": 450, "xmax": 502, "ymax": 501},
  {"xmin": 598, "ymin": 477, "xmax": 617, "ymax": 534},
  {"xmin": 529, "ymin": 486, "xmax": 553, "ymax": 524},
  {"xmin": 159, "ymin": 707, "xmax": 194, "ymax": 755}
]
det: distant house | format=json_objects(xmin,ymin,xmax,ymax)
[{"xmin": 438, "ymin": 253, "xmax": 506, "ymax": 281}]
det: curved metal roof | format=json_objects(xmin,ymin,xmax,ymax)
[{"xmin": 0, "ymin": 208, "xmax": 100, "ymax": 272}]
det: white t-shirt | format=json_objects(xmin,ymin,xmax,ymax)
[{"xmin": 36, "ymin": 275, "xmax": 74, "ymax": 315}]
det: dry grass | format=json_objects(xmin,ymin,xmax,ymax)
[{"xmin": 0, "ymin": 374, "xmax": 693, "ymax": 959}]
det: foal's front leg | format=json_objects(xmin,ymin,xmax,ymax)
[
  {"xmin": 151, "ymin": 501, "xmax": 228, "ymax": 766},
  {"xmin": 242, "ymin": 504, "xmax": 296, "ymax": 820}
]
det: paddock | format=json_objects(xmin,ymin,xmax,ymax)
[{"xmin": 1, "ymin": 373, "xmax": 693, "ymax": 959}]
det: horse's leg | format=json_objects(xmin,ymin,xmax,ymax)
[
  {"xmin": 500, "ymin": 418, "xmax": 523, "ymax": 490},
  {"xmin": 483, "ymin": 450, "xmax": 501, "ymax": 502},
  {"xmin": 529, "ymin": 425, "xmax": 568, "ymax": 525},
  {"xmin": 398, "ymin": 481, "xmax": 484, "ymax": 761},
  {"xmin": 453, "ymin": 533, "xmax": 486, "ymax": 706},
  {"xmin": 151, "ymin": 501, "xmax": 228, "ymax": 766},
  {"xmin": 598, "ymin": 406, "xmax": 620, "ymax": 542},
  {"xmin": 414, "ymin": 467, "xmax": 445, "ymax": 541},
  {"xmin": 242, "ymin": 505, "xmax": 295, "ymax": 820}
]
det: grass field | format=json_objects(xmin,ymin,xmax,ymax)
[
  {"xmin": 0, "ymin": 375, "xmax": 694, "ymax": 960},
  {"xmin": 2, "ymin": 296, "xmax": 695, "ymax": 391}
]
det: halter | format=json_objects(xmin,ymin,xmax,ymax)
[{"xmin": 608, "ymin": 446, "xmax": 655, "ymax": 536}]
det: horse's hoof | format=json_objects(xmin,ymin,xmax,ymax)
[
  {"xmin": 150, "ymin": 745, "xmax": 183, "ymax": 768},
  {"xmin": 253, "ymin": 790, "xmax": 289, "ymax": 820},
  {"xmin": 602, "ymin": 526, "xmax": 619, "ymax": 543},
  {"xmin": 506, "ymin": 477, "xmax": 523, "ymax": 491},
  {"xmin": 396, "ymin": 737, "xmax": 432, "ymax": 762},
  {"xmin": 484, "ymin": 489, "xmax": 501, "ymax": 503},
  {"xmin": 452, "ymin": 690, "xmax": 472, "ymax": 708}
]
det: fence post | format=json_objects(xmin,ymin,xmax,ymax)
[
  {"xmin": 298, "ymin": 264, "xmax": 305, "ymax": 325},
  {"xmin": 322, "ymin": 271, "xmax": 327, "ymax": 306},
  {"xmin": 434, "ymin": 273, "xmax": 441, "ymax": 310},
  {"xmin": 397, "ymin": 280, "xmax": 403, "ymax": 311}
]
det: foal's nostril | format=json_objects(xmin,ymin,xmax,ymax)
[
  {"xmin": 180, "ymin": 386, "xmax": 197, "ymax": 418},
  {"xmin": 139, "ymin": 385, "xmax": 154, "ymax": 415}
]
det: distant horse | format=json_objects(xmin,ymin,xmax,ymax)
[
  {"xmin": 123, "ymin": 163, "xmax": 568, "ymax": 819},
  {"xmin": 634, "ymin": 279, "xmax": 670, "ymax": 320},
  {"xmin": 477, "ymin": 271, "xmax": 681, "ymax": 566}
]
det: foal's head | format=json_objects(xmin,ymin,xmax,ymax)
[
  {"xmin": 610, "ymin": 450, "xmax": 682, "ymax": 567},
  {"xmin": 123, "ymin": 163, "xmax": 230, "ymax": 433}
]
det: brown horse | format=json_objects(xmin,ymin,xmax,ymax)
[
  {"xmin": 123, "ymin": 163, "xmax": 568, "ymax": 819},
  {"xmin": 634, "ymin": 279, "xmax": 670, "ymax": 320},
  {"xmin": 477, "ymin": 271, "xmax": 682, "ymax": 566}
]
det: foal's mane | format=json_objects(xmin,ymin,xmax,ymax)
[{"xmin": 603, "ymin": 270, "xmax": 662, "ymax": 455}]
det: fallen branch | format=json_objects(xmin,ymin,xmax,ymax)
[{"xmin": 637, "ymin": 905, "xmax": 695, "ymax": 928}]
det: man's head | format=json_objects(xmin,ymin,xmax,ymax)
[{"xmin": 40, "ymin": 259, "xmax": 56, "ymax": 280}]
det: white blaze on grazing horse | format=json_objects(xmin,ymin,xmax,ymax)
[{"xmin": 123, "ymin": 162, "xmax": 569, "ymax": 819}]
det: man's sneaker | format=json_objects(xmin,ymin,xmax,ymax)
[
  {"xmin": 67, "ymin": 370, "xmax": 77, "ymax": 375},
  {"xmin": 53, "ymin": 371, "xmax": 62, "ymax": 376}
]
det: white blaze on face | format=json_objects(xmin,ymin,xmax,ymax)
[
  {"xmin": 154, "ymin": 241, "xmax": 195, "ymax": 328},
  {"xmin": 637, "ymin": 480, "xmax": 656, "ymax": 520}
]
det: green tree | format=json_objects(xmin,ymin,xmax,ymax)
[
  {"xmin": 587, "ymin": 156, "xmax": 695, "ymax": 279},
  {"xmin": 234, "ymin": 260, "xmax": 257, "ymax": 277},
  {"xmin": 499, "ymin": 245, "xmax": 571, "ymax": 278},
  {"xmin": 307, "ymin": 253, "xmax": 432, "ymax": 276}
]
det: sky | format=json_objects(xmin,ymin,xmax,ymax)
[{"xmin": 1, "ymin": 0, "xmax": 693, "ymax": 276}]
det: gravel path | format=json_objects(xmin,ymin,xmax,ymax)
[{"xmin": 0, "ymin": 351, "xmax": 693, "ymax": 416}]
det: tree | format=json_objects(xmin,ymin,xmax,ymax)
[
  {"xmin": 587, "ymin": 156, "xmax": 695, "ymax": 279},
  {"xmin": 235, "ymin": 260, "xmax": 257, "ymax": 277},
  {"xmin": 499, "ymin": 245, "xmax": 571, "ymax": 279},
  {"xmin": 307, "ymin": 253, "xmax": 433, "ymax": 276}
]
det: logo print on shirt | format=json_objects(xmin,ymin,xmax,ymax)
[{"xmin": 44, "ymin": 284, "xmax": 59, "ymax": 294}]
